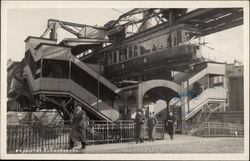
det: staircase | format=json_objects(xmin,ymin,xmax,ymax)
[
  {"xmin": 10, "ymin": 41, "xmax": 123, "ymax": 121},
  {"xmin": 185, "ymin": 87, "xmax": 227, "ymax": 120}
]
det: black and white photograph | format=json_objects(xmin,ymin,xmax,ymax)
[{"xmin": 1, "ymin": 1, "xmax": 249, "ymax": 160}]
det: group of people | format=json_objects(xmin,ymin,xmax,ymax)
[
  {"xmin": 68, "ymin": 104, "xmax": 177, "ymax": 150},
  {"xmin": 134, "ymin": 109, "xmax": 177, "ymax": 143}
]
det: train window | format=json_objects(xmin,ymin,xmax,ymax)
[
  {"xmin": 42, "ymin": 59, "xmax": 69, "ymax": 78},
  {"xmin": 184, "ymin": 31, "xmax": 189, "ymax": 42},
  {"xmin": 110, "ymin": 52, "xmax": 114, "ymax": 64},
  {"xmin": 123, "ymin": 48, "xmax": 127, "ymax": 60},
  {"xmin": 134, "ymin": 45, "xmax": 138, "ymax": 57},
  {"xmin": 113, "ymin": 51, "xmax": 117, "ymax": 63},
  {"xmin": 140, "ymin": 40, "xmax": 151, "ymax": 55},
  {"xmin": 172, "ymin": 32, "xmax": 178, "ymax": 46},
  {"xmin": 177, "ymin": 31, "xmax": 182, "ymax": 45},
  {"xmin": 129, "ymin": 46, "xmax": 133, "ymax": 59},
  {"xmin": 166, "ymin": 34, "xmax": 171, "ymax": 48},
  {"xmin": 157, "ymin": 35, "xmax": 166, "ymax": 49},
  {"xmin": 152, "ymin": 37, "xmax": 157, "ymax": 51},
  {"xmin": 119, "ymin": 49, "xmax": 127, "ymax": 61},
  {"xmin": 185, "ymin": 31, "xmax": 200, "ymax": 42},
  {"xmin": 119, "ymin": 50, "xmax": 124, "ymax": 61},
  {"xmin": 140, "ymin": 43, "xmax": 145, "ymax": 55},
  {"xmin": 107, "ymin": 53, "xmax": 110, "ymax": 64}
]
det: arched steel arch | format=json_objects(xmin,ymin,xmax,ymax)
[{"xmin": 138, "ymin": 79, "xmax": 182, "ymax": 109}]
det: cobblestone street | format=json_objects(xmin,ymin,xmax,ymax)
[{"xmin": 67, "ymin": 134, "xmax": 244, "ymax": 154}]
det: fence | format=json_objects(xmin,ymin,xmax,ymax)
[
  {"xmin": 192, "ymin": 122, "xmax": 244, "ymax": 137},
  {"xmin": 7, "ymin": 120, "xmax": 164, "ymax": 153}
]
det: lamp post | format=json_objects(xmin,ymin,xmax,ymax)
[{"xmin": 97, "ymin": 58, "xmax": 104, "ymax": 111}]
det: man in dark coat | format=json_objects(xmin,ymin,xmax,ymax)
[
  {"xmin": 134, "ymin": 110, "xmax": 145, "ymax": 143},
  {"xmin": 166, "ymin": 112, "xmax": 176, "ymax": 140},
  {"xmin": 69, "ymin": 104, "xmax": 89, "ymax": 150},
  {"xmin": 147, "ymin": 112, "xmax": 158, "ymax": 141}
]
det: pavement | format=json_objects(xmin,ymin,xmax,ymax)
[{"xmin": 44, "ymin": 134, "xmax": 244, "ymax": 154}]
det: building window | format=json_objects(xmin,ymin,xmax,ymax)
[{"xmin": 42, "ymin": 59, "xmax": 69, "ymax": 78}]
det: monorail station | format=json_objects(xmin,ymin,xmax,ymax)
[{"xmin": 6, "ymin": 8, "xmax": 244, "ymax": 153}]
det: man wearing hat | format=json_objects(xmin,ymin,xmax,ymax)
[
  {"xmin": 69, "ymin": 104, "xmax": 89, "ymax": 150},
  {"xmin": 166, "ymin": 111, "xmax": 176, "ymax": 140},
  {"xmin": 134, "ymin": 109, "xmax": 145, "ymax": 143}
]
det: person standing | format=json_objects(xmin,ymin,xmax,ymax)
[
  {"xmin": 134, "ymin": 110, "xmax": 145, "ymax": 143},
  {"xmin": 147, "ymin": 112, "xmax": 158, "ymax": 141},
  {"xmin": 166, "ymin": 112, "xmax": 176, "ymax": 140},
  {"xmin": 69, "ymin": 104, "xmax": 89, "ymax": 150}
]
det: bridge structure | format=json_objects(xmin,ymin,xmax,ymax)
[{"xmin": 7, "ymin": 8, "xmax": 243, "ymax": 133}]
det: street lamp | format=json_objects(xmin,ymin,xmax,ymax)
[{"xmin": 97, "ymin": 58, "xmax": 104, "ymax": 111}]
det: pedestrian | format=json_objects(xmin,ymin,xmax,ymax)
[
  {"xmin": 147, "ymin": 112, "xmax": 158, "ymax": 141},
  {"xmin": 166, "ymin": 112, "xmax": 176, "ymax": 140},
  {"xmin": 134, "ymin": 109, "xmax": 145, "ymax": 143},
  {"xmin": 69, "ymin": 104, "xmax": 89, "ymax": 150}
]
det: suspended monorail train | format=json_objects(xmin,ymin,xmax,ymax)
[{"xmin": 97, "ymin": 23, "xmax": 202, "ymax": 78}]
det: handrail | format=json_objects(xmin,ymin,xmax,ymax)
[
  {"xmin": 184, "ymin": 88, "xmax": 227, "ymax": 120},
  {"xmin": 70, "ymin": 54, "xmax": 122, "ymax": 94}
]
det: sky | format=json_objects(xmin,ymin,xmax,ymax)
[{"xmin": 7, "ymin": 8, "xmax": 243, "ymax": 64}]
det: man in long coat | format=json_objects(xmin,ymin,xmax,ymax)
[
  {"xmin": 69, "ymin": 104, "xmax": 89, "ymax": 150},
  {"xmin": 147, "ymin": 112, "xmax": 158, "ymax": 141},
  {"xmin": 134, "ymin": 110, "xmax": 145, "ymax": 143},
  {"xmin": 166, "ymin": 112, "xmax": 176, "ymax": 140}
]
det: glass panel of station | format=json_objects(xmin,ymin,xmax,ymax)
[
  {"xmin": 29, "ymin": 58, "xmax": 118, "ymax": 104},
  {"xmin": 42, "ymin": 59, "xmax": 69, "ymax": 78}
]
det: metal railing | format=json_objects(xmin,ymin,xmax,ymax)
[
  {"xmin": 191, "ymin": 122, "xmax": 244, "ymax": 137},
  {"xmin": 7, "ymin": 120, "xmax": 164, "ymax": 153}
]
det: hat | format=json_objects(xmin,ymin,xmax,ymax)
[{"xmin": 137, "ymin": 109, "xmax": 143, "ymax": 113}]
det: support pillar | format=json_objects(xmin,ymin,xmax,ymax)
[
  {"xmin": 137, "ymin": 75, "xmax": 143, "ymax": 110},
  {"xmin": 166, "ymin": 100, "xmax": 170, "ymax": 117},
  {"xmin": 124, "ymin": 92, "xmax": 128, "ymax": 119},
  {"xmin": 180, "ymin": 82, "xmax": 188, "ymax": 134},
  {"xmin": 50, "ymin": 23, "xmax": 58, "ymax": 40},
  {"xmin": 137, "ymin": 82, "xmax": 143, "ymax": 110}
]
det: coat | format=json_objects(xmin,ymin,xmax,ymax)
[
  {"xmin": 70, "ymin": 110, "xmax": 89, "ymax": 142},
  {"xmin": 147, "ymin": 116, "xmax": 158, "ymax": 139},
  {"xmin": 134, "ymin": 113, "xmax": 145, "ymax": 139},
  {"xmin": 166, "ymin": 115, "xmax": 176, "ymax": 136}
]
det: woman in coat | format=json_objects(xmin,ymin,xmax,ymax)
[
  {"xmin": 69, "ymin": 104, "xmax": 89, "ymax": 150},
  {"xmin": 147, "ymin": 112, "xmax": 158, "ymax": 141}
]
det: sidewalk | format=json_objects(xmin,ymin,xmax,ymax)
[{"xmin": 66, "ymin": 134, "xmax": 244, "ymax": 153}]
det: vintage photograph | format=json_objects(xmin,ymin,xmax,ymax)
[{"xmin": 1, "ymin": 1, "xmax": 249, "ymax": 160}]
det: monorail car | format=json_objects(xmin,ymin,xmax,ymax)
[{"xmin": 102, "ymin": 23, "xmax": 202, "ymax": 78}]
